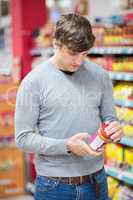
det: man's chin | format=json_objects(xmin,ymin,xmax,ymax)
[{"xmin": 71, "ymin": 65, "xmax": 80, "ymax": 71}]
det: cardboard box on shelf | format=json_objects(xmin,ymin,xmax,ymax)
[{"xmin": 0, "ymin": 147, "xmax": 25, "ymax": 198}]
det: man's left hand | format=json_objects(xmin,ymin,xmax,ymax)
[{"xmin": 105, "ymin": 121, "xmax": 123, "ymax": 143}]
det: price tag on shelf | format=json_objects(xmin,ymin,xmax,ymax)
[{"xmin": 117, "ymin": 173, "xmax": 123, "ymax": 180}]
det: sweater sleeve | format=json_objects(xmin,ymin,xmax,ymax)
[
  {"xmin": 99, "ymin": 71, "xmax": 118, "ymax": 123},
  {"xmin": 15, "ymin": 75, "xmax": 70, "ymax": 156}
]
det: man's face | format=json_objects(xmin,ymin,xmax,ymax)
[{"xmin": 57, "ymin": 46, "xmax": 89, "ymax": 72}]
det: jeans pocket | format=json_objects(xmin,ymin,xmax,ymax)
[
  {"xmin": 94, "ymin": 168, "xmax": 107, "ymax": 184},
  {"xmin": 35, "ymin": 175, "xmax": 59, "ymax": 192},
  {"xmin": 94, "ymin": 168, "xmax": 109, "ymax": 200}
]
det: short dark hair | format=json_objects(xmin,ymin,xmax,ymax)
[{"xmin": 54, "ymin": 13, "xmax": 95, "ymax": 52}]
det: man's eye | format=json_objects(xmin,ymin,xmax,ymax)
[
  {"xmin": 68, "ymin": 52, "xmax": 77, "ymax": 56},
  {"xmin": 83, "ymin": 53, "xmax": 88, "ymax": 56},
  {"xmin": 70, "ymin": 53, "xmax": 77, "ymax": 56}
]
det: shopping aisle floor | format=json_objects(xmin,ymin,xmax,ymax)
[{"xmin": 0, "ymin": 195, "xmax": 34, "ymax": 200}]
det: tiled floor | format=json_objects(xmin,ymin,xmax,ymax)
[{"xmin": 0, "ymin": 195, "xmax": 34, "ymax": 200}]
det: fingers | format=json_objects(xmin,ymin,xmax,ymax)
[
  {"xmin": 105, "ymin": 121, "xmax": 121, "ymax": 136},
  {"xmin": 110, "ymin": 130, "xmax": 124, "ymax": 142},
  {"xmin": 79, "ymin": 140, "xmax": 103, "ymax": 156},
  {"xmin": 107, "ymin": 126, "xmax": 121, "ymax": 135},
  {"xmin": 68, "ymin": 132, "xmax": 104, "ymax": 157},
  {"xmin": 104, "ymin": 121, "xmax": 123, "ymax": 143},
  {"xmin": 74, "ymin": 132, "xmax": 89, "ymax": 140}
]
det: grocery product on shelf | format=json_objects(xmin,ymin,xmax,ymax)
[
  {"xmin": 89, "ymin": 56, "xmax": 133, "ymax": 72},
  {"xmin": 105, "ymin": 143, "xmax": 123, "ymax": 167},
  {"xmin": 112, "ymin": 57, "xmax": 133, "ymax": 72},
  {"xmin": 92, "ymin": 14, "xmax": 133, "ymax": 46},
  {"xmin": 124, "ymin": 147, "xmax": 133, "ymax": 170},
  {"xmin": 103, "ymin": 25, "xmax": 133, "ymax": 46},
  {"xmin": 120, "ymin": 0, "xmax": 133, "ymax": 9},
  {"xmin": 115, "ymin": 106, "xmax": 133, "ymax": 138},
  {"xmin": 116, "ymin": 106, "xmax": 133, "ymax": 124},
  {"xmin": 0, "ymin": 74, "xmax": 24, "ymax": 197},
  {"xmin": 90, "ymin": 12, "xmax": 133, "ymax": 197},
  {"xmin": 113, "ymin": 82, "xmax": 133, "ymax": 101},
  {"xmin": 105, "ymin": 143, "xmax": 133, "ymax": 173},
  {"xmin": 107, "ymin": 176, "xmax": 133, "ymax": 200},
  {"xmin": 0, "ymin": 148, "xmax": 24, "ymax": 198},
  {"xmin": 123, "ymin": 124, "xmax": 133, "ymax": 137},
  {"xmin": 107, "ymin": 176, "xmax": 119, "ymax": 199}
]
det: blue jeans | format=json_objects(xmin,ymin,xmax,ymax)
[{"xmin": 35, "ymin": 168, "xmax": 108, "ymax": 200}]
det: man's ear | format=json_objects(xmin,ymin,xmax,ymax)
[
  {"xmin": 53, "ymin": 39, "xmax": 61, "ymax": 52},
  {"xmin": 53, "ymin": 39, "xmax": 57, "ymax": 49}
]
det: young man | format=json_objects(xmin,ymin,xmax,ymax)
[{"xmin": 15, "ymin": 13, "xmax": 123, "ymax": 200}]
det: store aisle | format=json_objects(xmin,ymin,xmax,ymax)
[{"xmin": 0, "ymin": 195, "xmax": 34, "ymax": 200}]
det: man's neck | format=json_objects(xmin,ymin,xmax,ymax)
[
  {"xmin": 50, "ymin": 55, "xmax": 66, "ymax": 70},
  {"xmin": 50, "ymin": 56, "xmax": 75, "ymax": 75},
  {"xmin": 60, "ymin": 69, "xmax": 74, "ymax": 75}
]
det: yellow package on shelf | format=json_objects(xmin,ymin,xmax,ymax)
[
  {"xmin": 112, "ymin": 61, "xmax": 133, "ymax": 72},
  {"xmin": 105, "ymin": 143, "xmax": 123, "ymax": 164},
  {"xmin": 123, "ymin": 124, "xmax": 133, "ymax": 137},
  {"xmin": 107, "ymin": 176, "xmax": 119, "ymax": 198},
  {"xmin": 124, "ymin": 147, "xmax": 133, "ymax": 167},
  {"xmin": 115, "ymin": 106, "xmax": 133, "ymax": 123}
]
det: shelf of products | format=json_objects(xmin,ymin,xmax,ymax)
[
  {"xmin": 113, "ymin": 81, "xmax": 133, "ymax": 108},
  {"xmin": 107, "ymin": 176, "xmax": 133, "ymax": 200},
  {"xmin": 116, "ymin": 8, "xmax": 133, "ymax": 15},
  {"xmin": 115, "ymin": 99, "xmax": 133, "ymax": 108},
  {"xmin": 105, "ymin": 165, "xmax": 133, "ymax": 185},
  {"xmin": 0, "ymin": 147, "xmax": 25, "ymax": 198},
  {"xmin": 31, "ymin": 46, "xmax": 133, "ymax": 56},
  {"xmin": 119, "ymin": 0, "xmax": 133, "ymax": 11},
  {"xmin": 91, "ymin": 14, "xmax": 133, "ymax": 200},
  {"xmin": 0, "ymin": 73, "xmax": 25, "ymax": 198},
  {"xmin": 109, "ymin": 72, "xmax": 133, "ymax": 81},
  {"xmin": 120, "ymin": 136, "xmax": 133, "ymax": 147},
  {"xmin": 105, "ymin": 143, "xmax": 133, "ymax": 183},
  {"xmin": 116, "ymin": 110, "xmax": 133, "ymax": 124},
  {"xmin": 30, "ymin": 47, "xmax": 54, "ymax": 57},
  {"xmin": 88, "ymin": 47, "xmax": 133, "ymax": 55}
]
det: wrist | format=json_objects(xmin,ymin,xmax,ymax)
[{"xmin": 66, "ymin": 140, "xmax": 72, "ymax": 154}]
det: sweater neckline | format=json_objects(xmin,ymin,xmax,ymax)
[{"xmin": 47, "ymin": 58, "xmax": 82, "ymax": 78}]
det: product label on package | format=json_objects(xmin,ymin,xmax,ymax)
[{"xmin": 89, "ymin": 132, "xmax": 104, "ymax": 151}]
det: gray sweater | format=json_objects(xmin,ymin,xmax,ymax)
[{"xmin": 15, "ymin": 59, "xmax": 117, "ymax": 177}]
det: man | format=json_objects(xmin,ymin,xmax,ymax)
[{"xmin": 15, "ymin": 13, "xmax": 123, "ymax": 200}]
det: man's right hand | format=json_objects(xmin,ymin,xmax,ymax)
[{"xmin": 67, "ymin": 132, "xmax": 103, "ymax": 157}]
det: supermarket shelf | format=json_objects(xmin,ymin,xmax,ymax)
[
  {"xmin": 30, "ymin": 47, "xmax": 54, "ymax": 57},
  {"xmin": 109, "ymin": 72, "xmax": 133, "ymax": 81},
  {"xmin": 105, "ymin": 165, "xmax": 133, "ymax": 185},
  {"xmin": 119, "ymin": 136, "xmax": 133, "ymax": 147},
  {"xmin": 0, "ymin": 48, "xmax": 12, "ymax": 75},
  {"xmin": 113, "ymin": 8, "xmax": 133, "ymax": 15},
  {"xmin": 115, "ymin": 99, "xmax": 133, "ymax": 108},
  {"xmin": 31, "ymin": 46, "xmax": 133, "ymax": 56},
  {"xmin": 88, "ymin": 47, "xmax": 133, "ymax": 55}
]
